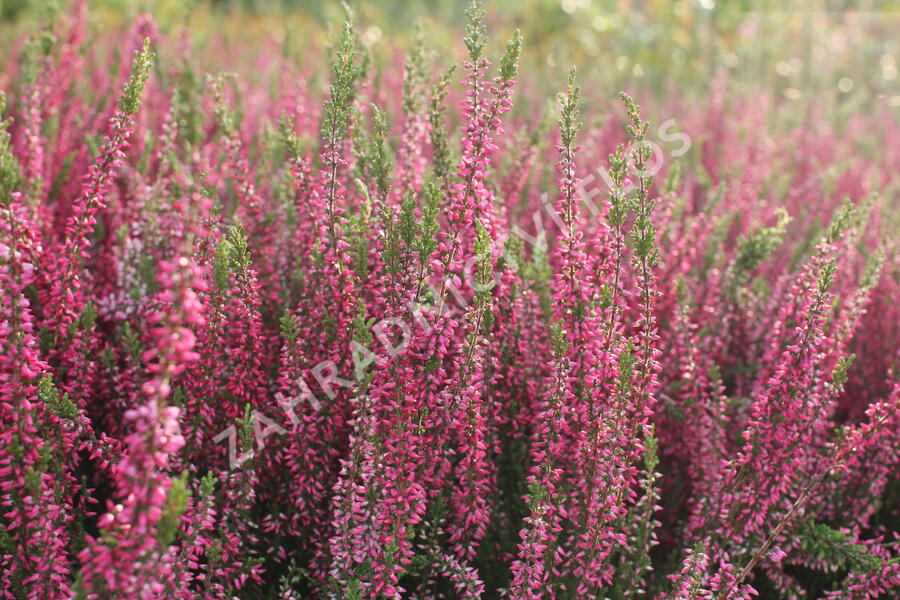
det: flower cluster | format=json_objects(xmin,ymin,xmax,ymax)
[{"xmin": 0, "ymin": 3, "xmax": 897, "ymax": 600}]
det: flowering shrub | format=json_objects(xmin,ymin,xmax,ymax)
[{"xmin": 0, "ymin": 3, "xmax": 898, "ymax": 599}]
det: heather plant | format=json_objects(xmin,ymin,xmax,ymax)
[{"xmin": 0, "ymin": 2, "xmax": 898, "ymax": 600}]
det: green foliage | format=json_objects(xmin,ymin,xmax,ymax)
[
  {"xmin": 614, "ymin": 426, "xmax": 661, "ymax": 599},
  {"xmin": 279, "ymin": 114, "xmax": 304, "ymax": 161},
  {"xmin": 664, "ymin": 161, "xmax": 682, "ymax": 194},
  {"xmin": 354, "ymin": 104, "xmax": 392, "ymax": 201},
  {"xmin": 524, "ymin": 236, "xmax": 553, "ymax": 319},
  {"xmin": 279, "ymin": 309, "xmax": 300, "ymax": 349},
  {"xmin": 46, "ymin": 149, "xmax": 75, "ymax": 205},
  {"xmin": 0, "ymin": 92, "xmax": 21, "ymax": 199},
  {"xmin": 321, "ymin": 21, "xmax": 360, "ymax": 149},
  {"xmin": 473, "ymin": 219, "xmax": 495, "ymax": 307},
  {"xmin": 464, "ymin": 0, "xmax": 486, "ymax": 63},
  {"xmin": 558, "ymin": 67, "xmax": 581, "ymax": 151},
  {"xmin": 369, "ymin": 107, "xmax": 391, "ymax": 199},
  {"xmin": 830, "ymin": 354, "xmax": 856, "ymax": 390},
  {"xmin": 399, "ymin": 190, "xmax": 417, "ymax": 253},
  {"xmin": 213, "ymin": 233, "xmax": 233, "ymax": 291},
  {"xmin": 200, "ymin": 470, "xmax": 218, "ymax": 499},
  {"xmin": 617, "ymin": 338, "xmax": 636, "ymax": 391},
  {"xmin": 825, "ymin": 199, "xmax": 855, "ymax": 245},
  {"xmin": 684, "ymin": 542, "xmax": 708, "ymax": 600},
  {"xmin": 606, "ymin": 145, "xmax": 629, "ymax": 230},
  {"xmin": 211, "ymin": 73, "xmax": 239, "ymax": 138},
  {"xmin": 170, "ymin": 60, "xmax": 205, "ymax": 150},
  {"xmin": 817, "ymin": 258, "xmax": 838, "ymax": 295},
  {"xmin": 383, "ymin": 206, "xmax": 402, "ymax": 275},
  {"xmin": 157, "ymin": 472, "xmax": 190, "ymax": 548},
  {"xmin": 120, "ymin": 321, "xmax": 143, "ymax": 362},
  {"xmin": 119, "ymin": 38, "xmax": 154, "ymax": 115},
  {"xmin": 860, "ymin": 250, "xmax": 884, "ymax": 291},
  {"xmin": 18, "ymin": 3, "xmax": 59, "ymax": 86},
  {"xmin": 428, "ymin": 65, "xmax": 457, "ymax": 185},
  {"xmin": 732, "ymin": 208, "xmax": 792, "ymax": 281},
  {"xmin": 381, "ymin": 191, "xmax": 414, "ymax": 277},
  {"xmin": 65, "ymin": 301, "xmax": 97, "ymax": 341},
  {"xmin": 499, "ymin": 29, "xmax": 522, "ymax": 81},
  {"xmin": 620, "ymin": 92, "xmax": 659, "ymax": 268},
  {"xmin": 213, "ymin": 224, "xmax": 252, "ymax": 290},
  {"xmin": 39, "ymin": 375, "xmax": 79, "ymax": 420},
  {"xmin": 80, "ymin": 301, "xmax": 97, "ymax": 333},
  {"xmin": 0, "ymin": 522, "xmax": 25, "ymax": 597},
  {"xmin": 798, "ymin": 519, "xmax": 882, "ymax": 573},
  {"xmin": 417, "ymin": 181, "xmax": 442, "ymax": 267},
  {"xmin": 351, "ymin": 299, "xmax": 376, "ymax": 383},
  {"xmin": 236, "ymin": 403, "xmax": 255, "ymax": 456},
  {"xmin": 346, "ymin": 188, "xmax": 372, "ymax": 279},
  {"xmin": 402, "ymin": 23, "xmax": 427, "ymax": 116},
  {"xmin": 549, "ymin": 320, "xmax": 569, "ymax": 356}
]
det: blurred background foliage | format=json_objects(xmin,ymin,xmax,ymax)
[{"xmin": 2, "ymin": 0, "xmax": 899, "ymax": 119}]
